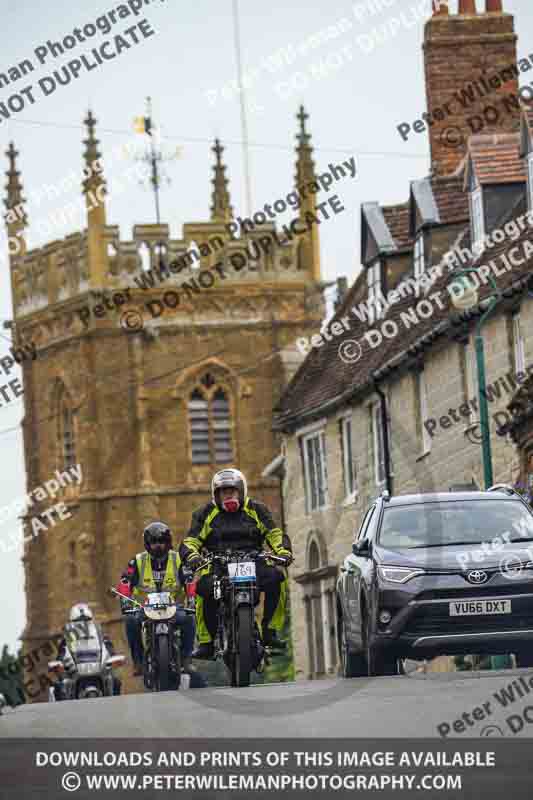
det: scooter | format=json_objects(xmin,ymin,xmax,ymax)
[{"xmin": 47, "ymin": 619, "xmax": 125, "ymax": 701}]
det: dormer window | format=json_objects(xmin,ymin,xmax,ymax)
[
  {"xmin": 470, "ymin": 187, "xmax": 485, "ymax": 256},
  {"xmin": 367, "ymin": 261, "xmax": 382, "ymax": 324},
  {"xmin": 414, "ymin": 232, "xmax": 425, "ymax": 280},
  {"xmin": 528, "ymin": 155, "xmax": 533, "ymax": 210}
]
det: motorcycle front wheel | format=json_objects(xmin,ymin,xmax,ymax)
[
  {"xmin": 155, "ymin": 636, "xmax": 170, "ymax": 692},
  {"xmin": 231, "ymin": 606, "xmax": 253, "ymax": 688}
]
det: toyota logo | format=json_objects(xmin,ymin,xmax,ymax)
[{"xmin": 466, "ymin": 570, "xmax": 489, "ymax": 585}]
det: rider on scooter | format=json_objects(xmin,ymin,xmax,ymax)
[
  {"xmin": 53, "ymin": 603, "xmax": 121, "ymax": 699},
  {"xmin": 180, "ymin": 468, "xmax": 293, "ymax": 660}
]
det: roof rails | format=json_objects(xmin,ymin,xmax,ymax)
[{"xmin": 380, "ymin": 490, "xmax": 391, "ymax": 501}]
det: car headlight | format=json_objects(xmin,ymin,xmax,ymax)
[{"xmin": 377, "ymin": 566, "xmax": 426, "ymax": 584}]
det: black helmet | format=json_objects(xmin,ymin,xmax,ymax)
[{"xmin": 143, "ymin": 521, "xmax": 172, "ymax": 554}]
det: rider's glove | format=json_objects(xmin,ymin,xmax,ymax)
[
  {"xmin": 277, "ymin": 553, "xmax": 293, "ymax": 568},
  {"xmin": 187, "ymin": 554, "xmax": 203, "ymax": 570},
  {"xmin": 116, "ymin": 579, "xmax": 132, "ymax": 598}
]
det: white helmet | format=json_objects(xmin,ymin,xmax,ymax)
[
  {"xmin": 211, "ymin": 468, "xmax": 247, "ymax": 511},
  {"xmin": 69, "ymin": 603, "xmax": 93, "ymax": 622}
]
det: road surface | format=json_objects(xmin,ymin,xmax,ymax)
[{"xmin": 1, "ymin": 669, "xmax": 533, "ymax": 738}]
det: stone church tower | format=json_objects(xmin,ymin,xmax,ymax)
[{"xmin": 6, "ymin": 107, "xmax": 325, "ymax": 697}]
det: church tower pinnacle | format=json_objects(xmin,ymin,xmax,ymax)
[
  {"xmin": 295, "ymin": 105, "xmax": 321, "ymax": 282},
  {"xmin": 83, "ymin": 109, "xmax": 108, "ymax": 287},
  {"xmin": 210, "ymin": 138, "xmax": 233, "ymax": 224},
  {"xmin": 4, "ymin": 141, "xmax": 28, "ymax": 311}
]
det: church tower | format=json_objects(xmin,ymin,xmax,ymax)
[{"xmin": 6, "ymin": 107, "xmax": 325, "ymax": 697}]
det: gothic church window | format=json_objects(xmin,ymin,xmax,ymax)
[{"xmin": 188, "ymin": 374, "xmax": 233, "ymax": 465}]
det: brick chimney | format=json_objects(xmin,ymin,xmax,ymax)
[{"xmin": 424, "ymin": 0, "xmax": 519, "ymax": 176}]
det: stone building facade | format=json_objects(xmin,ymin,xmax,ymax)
[
  {"xmin": 273, "ymin": 0, "xmax": 533, "ymax": 680},
  {"xmin": 6, "ymin": 107, "xmax": 326, "ymax": 698}
]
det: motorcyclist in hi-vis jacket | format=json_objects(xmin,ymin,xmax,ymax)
[
  {"xmin": 179, "ymin": 468, "xmax": 293, "ymax": 660},
  {"xmin": 115, "ymin": 522, "xmax": 195, "ymax": 675}
]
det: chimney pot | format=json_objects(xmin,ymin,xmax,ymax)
[
  {"xmin": 459, "ymin": 0, "xmax": 477, "ymax": 13},
  {"xmin": 432, "ymin": 0, "xmax": 449, "ymax": 14},
  {"xmin": 486, "ymin": 0, "xmax": 503, "ymax": 11}
]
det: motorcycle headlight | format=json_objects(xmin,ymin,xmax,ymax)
[{"xmin": 378, "ymin": 566, "xmax": 426, "ymax": 584}]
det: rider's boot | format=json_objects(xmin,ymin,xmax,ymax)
[
  {"xmin": 132, "ymin": 659, "xmax": 143, "ymax": 677},
  {"xmin": 262, "ymin": 627, "xmax": 286, "ymax": 651},
  {"xmin": 182, "ymin": 656, "xmax": 193, "ymax": 672},
  {"xmin": 192, "ymin": 642, "xmax": 215, "ymax": 660}
]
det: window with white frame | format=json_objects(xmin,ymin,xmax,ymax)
[
  {"xmin": 512, "ymin": 312, "xmax": 526, "ymax": 373},
  {"xmin": 470, "ymin": 187, "xmax": 485, "ymax": 256},
  {"xmin": 417, "ymin": 370, "xmax": 431, "ymax": 454},
  {"xmin": 371, "ymin": 403, "xmax": 387, "ymax": 488},
  {"xmin": 367, "ymin": 261, "xmax": 382, "ymax": 324},
  {"xmin": 301, "ymin": 429, "xmax": 329, "ymax": 512},
  {"xmin": 464, "ymin": 341, "xmax": 479, "ymax": 424},
  {"xmin": 414, "ymin": 233, "xmax": 425, "ymax": 280},
  {"xmin": 339, "ymin": 415, "xmax": 357, "ymax": 500},
  {"xmin": 528, "ymin": 155, "xmax": 533, "ymax": 211}
]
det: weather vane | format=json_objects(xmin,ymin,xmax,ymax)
[{"xmin": 133, "ymin": 96, "xmax": 182, "ymax": 224}]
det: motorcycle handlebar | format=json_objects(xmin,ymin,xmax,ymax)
[
  {"xmin": 109, "ymin": 587, "xmax": 195, "ymax": 614},
  {"xmin": 190, "ymin": 550, "xmax": 290, "ymax": 574}
]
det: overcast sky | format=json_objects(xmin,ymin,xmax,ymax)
[{"xmin": 0, "ymin": 0, "xmax": 531, "ymax": 651}]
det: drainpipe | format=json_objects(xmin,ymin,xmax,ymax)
[{"xmin": 374, "ymin": 378, "xmax": 393, "ymax": 496}]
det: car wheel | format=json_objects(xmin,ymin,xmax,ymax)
[
  {"xmin": 364, "ymin": 614, "xmax": 399, "ymax": 677},
  {"xmin": 515, "ymin": 651, "xmax": 533, "ymax": 668},
  {"xmin": 337, "ymin": 613, "xmax": 366, "ymax": 678}
]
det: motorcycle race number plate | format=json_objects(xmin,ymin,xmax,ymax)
[
  {"xmin": 228, "ymin": 561, "xmax": 256, "ymax": 582},
  {"xmin": 147, "ymin": 592, "xmax": 170, "ymax": 606}
]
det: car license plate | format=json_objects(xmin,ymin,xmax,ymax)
[
  {"xmin": 228, "ymin": 561, "xmax": 256, "ymax": 582},
  {"xmin": 449, "ymin": 599, "xmax": 512, "ymax": 616}
]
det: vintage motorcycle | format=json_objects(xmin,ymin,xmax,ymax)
[
  {"xmin": 110, "ymin": 586, "xmax": 195, "ymax": 691},
  {"xmin": 192, "ymin": 549, "xmax": 287, "ymax": 688},
  {"xmin": 47, "ymin": 620, "xmax": 125, "ymax": 701}
]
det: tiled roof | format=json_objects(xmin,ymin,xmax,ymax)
[
  {"xmin": 465, "ymin": 133, "xmax": 526, "ymax": 187},
  {"xmin": 274, "ymin": 195, "xmax": 532, "ymax": 431}
]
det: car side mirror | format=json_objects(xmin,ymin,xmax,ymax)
[{"xmin": 352, "ymin": 539, "xmax": 370, "ymax": 557}]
